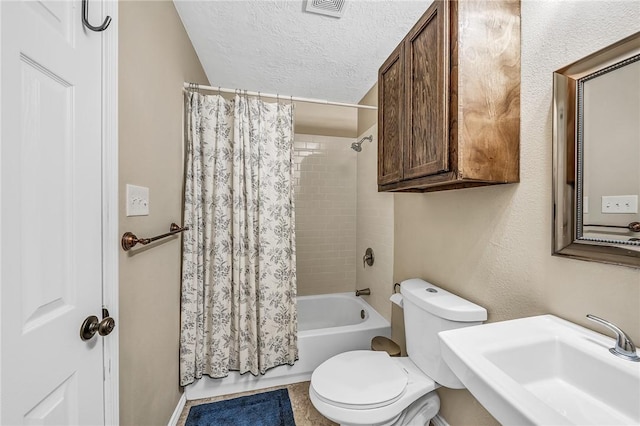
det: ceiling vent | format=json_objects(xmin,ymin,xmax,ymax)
[{"xmin": 305, "ymin": 0, "xmax": 347, "ymax": 18}]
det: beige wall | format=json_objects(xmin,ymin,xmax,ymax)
[
  {"xmin": 294, "ymin": 134, "xmax": 358, "ymax": 295},
  {"xmin": 392, "ymin": 2, "xmax": 640, "ymax": 425},
  {"xmin": 358, "ymin": 85, "xmax": 407, "ymax": 350},
  {"xmin": 119, "ymin": 2, "xmax": 209, "ymax": 425},
  {"xmin": 356, "ymin": 2, "xmax": 640, "ymax": 425},
  {"xmin": 358, "ymin": 84, "xmax": 378, "ymax": 135},
  {"xmin": 296, "ymin": 103, "xmax": 358, "ymax": 138},
  {"xmin": 115, "ymin": 1, "xmax": 640, "ymax": 424},
  {"xmin": 355, "ymin": 124, "xmax": 395, "ymax": 321}
]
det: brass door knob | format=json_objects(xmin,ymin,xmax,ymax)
[
  {"xmin": 80, "ymin": 315, "xmax": 99, "ymax": 341},
  {"xmin": 80, "ymin": 313, "xmax": 116, "ymax": 341},
  {"xmin": 98, "ymin": 316, "xmax": 116, "ymax": 336}
]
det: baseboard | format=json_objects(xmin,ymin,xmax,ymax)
[
  {"xmin": 432, "ymin": 414, "xmax": 450, "ymax": 426},
  {"xmin": 167, "ymin": 392, "xmax": 187, "ymax": 426}
]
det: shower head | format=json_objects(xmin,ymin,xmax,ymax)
[{"xmin": 351, "ymin": 135, "xmax": 373, "ymax": 152}]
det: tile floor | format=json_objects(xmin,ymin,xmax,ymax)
[{"xmin": 177, "ymin": 381, "xmax": 337, "ymax": 426}]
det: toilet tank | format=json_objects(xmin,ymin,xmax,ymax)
[{"xmin": 401, "ymin": 278, "xmax": 487, "ymax": 389}]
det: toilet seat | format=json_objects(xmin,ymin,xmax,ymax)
[
  {"xmin": 310, "ymin": 353, "xmax": 439, "ymax": 426},
  {"xmin": 311, "ymin": 350, "xmax": 408, "ymax": 409}
]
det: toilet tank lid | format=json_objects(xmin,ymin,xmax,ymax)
[{"xmin": 400, "ymin": 278, "xmax": 487, "ymax": 322}]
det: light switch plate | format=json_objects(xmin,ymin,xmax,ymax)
[
  {"xmin": 126, "ymin": 184, "xmax": 149, "ymax": 216},
  {"xmin": 601, "ymin": 195, "xmax": 638, "ymax": 214}
]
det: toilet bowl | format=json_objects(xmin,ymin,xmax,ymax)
[
  {"xmin": 310, "ymin": 279, "xmax": 487, "ymax": 426},
  {"xmin": 309, "ymin": 351, "xmax": 440, "ymax": 426}
]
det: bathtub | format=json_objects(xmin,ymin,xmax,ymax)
[{"xmin": 184, "ymin": 292, "xmax": 391, "ymax": 400}]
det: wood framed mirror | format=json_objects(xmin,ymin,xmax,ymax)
[{"xmin": 553, "ymin": 31, "xmax": 640, "ymax": 268}]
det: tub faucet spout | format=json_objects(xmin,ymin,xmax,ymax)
[{"xmin": 356, "ymin": 288, "xmax": 371, "ymax": 297}]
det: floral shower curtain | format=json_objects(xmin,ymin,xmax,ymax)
[{"xmin": 180, "ymin": 91, "xmax": 297, "ymax": 386}]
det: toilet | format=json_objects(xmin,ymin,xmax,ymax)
[{"xmin": 309, "ymin": 278, "xmax": 487, "ymax": 426}]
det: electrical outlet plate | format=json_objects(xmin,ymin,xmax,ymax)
[
  {"xmin": 126, "ymin": 184, "xmax": 149, "ymax": 216},
  {"xmin": 601, "ymin": 195, "xmax": 638, "ymax": 214}
]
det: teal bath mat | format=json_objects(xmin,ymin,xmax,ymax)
[{"xmin": 185, "ymin": 388, "xmax": 296, "ymax": 426}]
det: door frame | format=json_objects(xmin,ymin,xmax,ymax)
[{"xmin": 102, "ymin": 1, "xmax": 119, "ymax": 424}]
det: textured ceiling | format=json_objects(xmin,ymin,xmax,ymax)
[{"xmin": 174, "ymin": 0, "xmax": 430, "ymax": 104}]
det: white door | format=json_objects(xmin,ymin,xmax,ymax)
[{"xmin": 1, "ymin": 0, "xmax": 108, "ymax": 424}]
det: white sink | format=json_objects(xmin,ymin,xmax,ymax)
[{"xmin": 438, "ymin": 315, "xmax": 640, "ymax": 425}]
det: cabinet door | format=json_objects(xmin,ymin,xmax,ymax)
[
  {"xmin": 378, "ymin": 44, "xmax": 404, "ymax": 185},
  {"xmin": 404, "ymin": 0, "xmax": 449, "ymax": 179}
]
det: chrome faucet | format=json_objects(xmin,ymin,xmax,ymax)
[
  {"xmin": 587, "ymin": 314, "xmax": 640, "ymax": 362},
  {"xmin": 356, "ymin": 288, "xmax": 371, "ymax": 297}
]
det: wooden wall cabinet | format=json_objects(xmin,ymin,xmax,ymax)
[{"xmin": 377, "ymin": 0, "xmax": 521, "ymax": 192}]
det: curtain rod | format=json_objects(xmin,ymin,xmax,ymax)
[{"xmin": 183, "ymin": 82, "xmax": 377, "ymax": 110}]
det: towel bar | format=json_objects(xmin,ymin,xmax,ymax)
[{"xmin": 121, "ymin": 223, "xmax": 188, "ymax": 251}]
